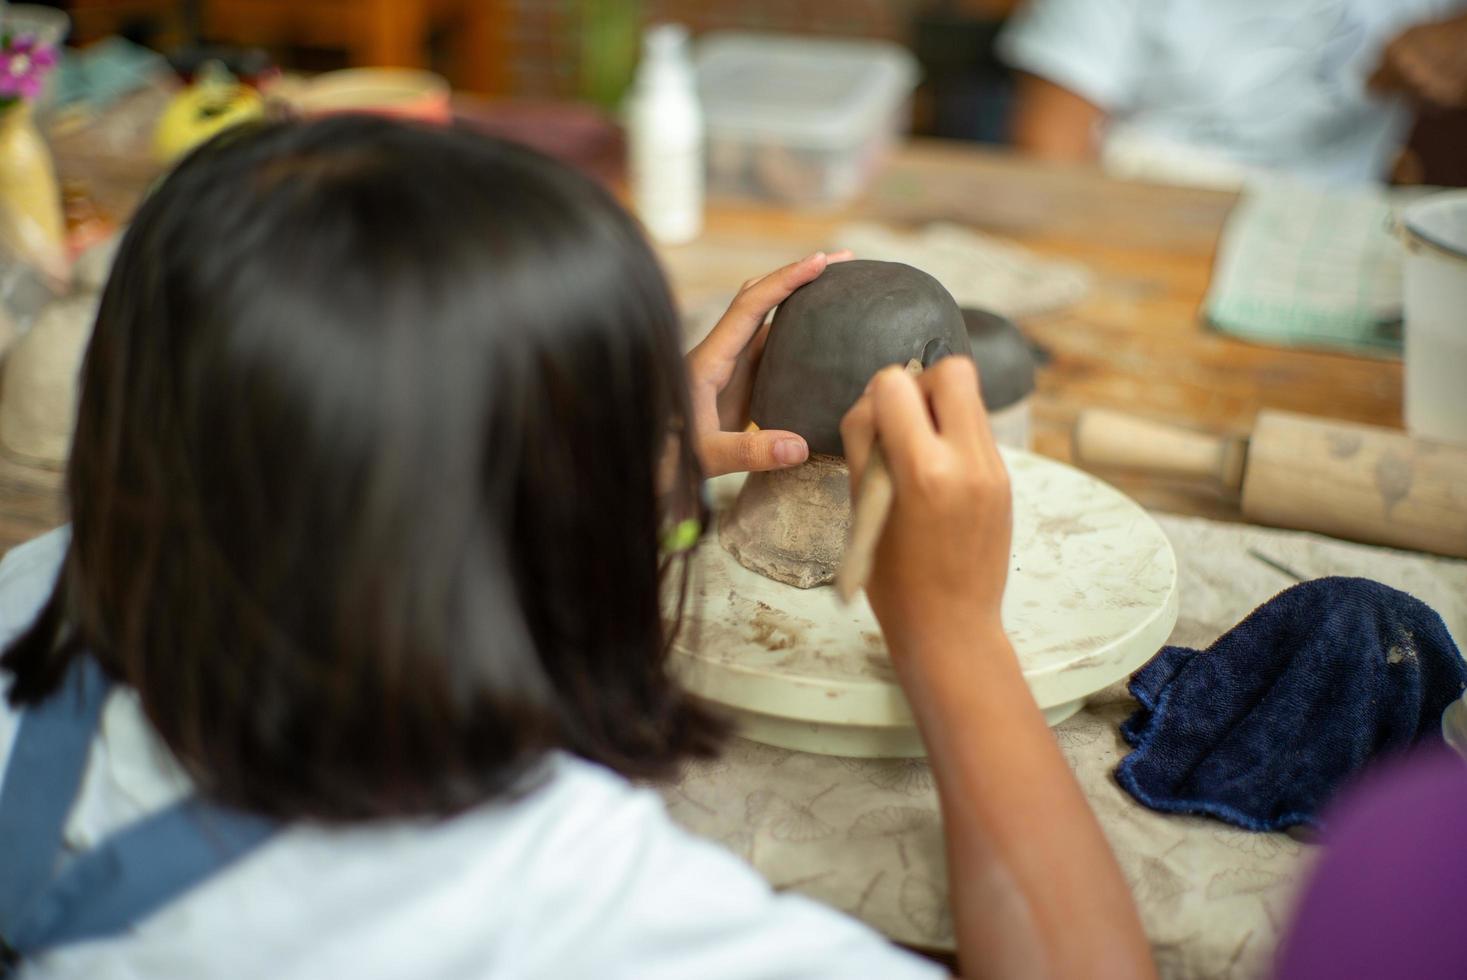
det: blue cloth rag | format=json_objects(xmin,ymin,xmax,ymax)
[{"xmin": 1115, "ymin": 577, "xmax": 1467, "ymax": 832}]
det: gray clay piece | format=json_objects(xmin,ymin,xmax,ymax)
[
  {"xmin": 961, "ymin": 308, "xmax": 1037, "ymax": 412},
  {"xmin": 750, "ymin": 260, "xmax": 969, "ymax": 457},
  {"xmin": 725, "ymin": 260, "xmax": 971, "ymax": 589}
]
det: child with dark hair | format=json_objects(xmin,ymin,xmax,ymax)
[{"xmin": 0, "ymin": 117, "xmax": 1152, "ymax": 978}]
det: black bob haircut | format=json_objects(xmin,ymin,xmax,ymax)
[{"xmin": 3, "ymin": 116, "xmax": 723, "ymax": 820}]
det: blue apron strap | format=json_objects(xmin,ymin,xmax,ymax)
[
  {"xmin": 7, "ymin": 799, "xmax": 277, "ymax": 953},
  {"xmin": 0, "ymin": 658, "xmax": 111, "ymax": 927},
  {"xmin": 0, "ymin": 657, "xmax": 278, "ymax": 964}
]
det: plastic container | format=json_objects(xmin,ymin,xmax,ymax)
[
  {"xmin": 1400, "ymin": 191, "xmax": 1467, "ymax": 446},
  {"xmin": 696, "ymin": 32, "xmax": 918, "ymax": 208}
]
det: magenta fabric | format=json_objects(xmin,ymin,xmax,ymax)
[{"xmin": 1274, "ymin": 746, "xmax": 1467, "ymax": 979}]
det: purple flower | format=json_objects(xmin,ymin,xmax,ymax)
[{"xmin": 0, "ymin": 34, "xmax": 58, "ymax": 102}]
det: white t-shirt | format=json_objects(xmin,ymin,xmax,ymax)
[
  {"xmin": 998, "ymin": 0, "xmax": 1467, "ymax": 186},
  {"xmin": 0, "ymin": 529, "xmax": 945, "ymax": 979}
]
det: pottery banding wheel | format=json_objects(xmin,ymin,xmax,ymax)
[{"xmin": 672, "ymin": 449, "xmax": 1179, "ymax": 757}]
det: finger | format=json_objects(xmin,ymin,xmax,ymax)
[
  {"xmin": 741, "ymin": 251, "xmax": 850, "ymax": 360},
  {"xmin": 923, "ymin": 355, "xmax": 987, "ymax": 451},
  {"xmin": 726, "ymin": 251, "xmax": 839, "ymax": 407},
  {"xmin": 840, "ymin": 392, "xmax": 876, "ymax": 490},
  {"xmin": 713, "ymin": 309, "xmax": 776, "ymax": 430},
  {"xmin": 743, "ymin": 249, "xmax": 851, "ymax": 288},
  {"xmin": 699, "ymin": 252, "xmax": 830, "ymax": 364},
  {"xmin": 699, "ymin": 429, "xmax": 809, "ymax": 478},
  {"xmin": 868, "ymin": 366, "xmax": 940, "ymax": 484},
  {"xmin": 729, "ymin": 251, "xmax": 830, "ymax": 315},
  {"xmin": 718, "ymin": 320, "xmax": 773, "ymax": 427}
]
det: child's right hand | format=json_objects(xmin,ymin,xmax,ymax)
[
  {"xmin": 839, "ymin": 356, "xmax": 1013, "ymax": 658},
  {"xmin": 844, "ymin": 358, "xmax": 1157, "ymax": 980}
]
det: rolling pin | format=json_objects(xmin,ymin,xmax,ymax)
[{"xmin": 1073, "ymin": 409, "xmax": 1467, "ymax": 559}]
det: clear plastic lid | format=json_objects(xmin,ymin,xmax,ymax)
[{"xmin": 696, "ymin": 32, "xmax": 919, "ymax": 150}]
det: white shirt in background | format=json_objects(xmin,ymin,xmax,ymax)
[
  {"xmin": 0, "ymin": 529, "xmax": 945, "ymax": 979},
  {"xmin": 999, "ymin": 0, "xmax": 1467, "ymax": 188}
]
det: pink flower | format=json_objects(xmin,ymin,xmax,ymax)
[{"xmin": 0, "ymin": 34, "xmax": 58, "ymax": 102}]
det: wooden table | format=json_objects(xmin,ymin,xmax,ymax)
[{"xmin": 0, "ymin": 138, "xmax": 1404, "ymax": 553}]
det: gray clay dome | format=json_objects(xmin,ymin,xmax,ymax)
[
  {"xmin": 961, "ymin": 308, "xmax": 1037, "ymax": 412},
  {"xmin": 750, "ymin": 260, "xmax": 969, "ymax": 457}
]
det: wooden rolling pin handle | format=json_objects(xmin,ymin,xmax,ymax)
[{"xmin": 1074, "ymin": 409, "xmax": 1247, "ymax": 493}]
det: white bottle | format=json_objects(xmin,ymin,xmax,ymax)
[{"xmin": 627, "ymin": 24, "xmax": 704, "ymax": 245}]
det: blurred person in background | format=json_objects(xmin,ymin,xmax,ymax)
[{"xmin": 998, "ymin": 0, "xmax": 1467, "ymax": 187}]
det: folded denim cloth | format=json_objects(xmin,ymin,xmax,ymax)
[{"xmin": 1115, "ymin": 577, "xmax": 1467, "ymax": 831}]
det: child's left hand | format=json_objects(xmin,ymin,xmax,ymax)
[{"xmin": 686, "ymin": 250, "xmax": 852, "ymax": 477}]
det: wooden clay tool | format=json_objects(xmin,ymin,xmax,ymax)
[
  {"xmin": 837, "ymin": 359, "xmax": 923, "ymax": 602},
  {"xmin": 1073, "ymin": 409, "xmax": 1467, "ymax": 559}
]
